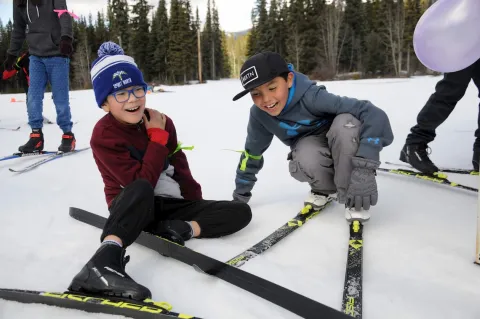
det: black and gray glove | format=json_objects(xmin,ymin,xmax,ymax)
[{"xmin": 345, "ymin": 156, "xmax": 380, "ymax": 211}]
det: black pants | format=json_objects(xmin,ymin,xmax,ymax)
[
  {"xmin": 101, "ymin": 179, "xmax": 252, "ymax": 247},
  {"xmin": 406, "ymin": 58, "xmax": 480, "ymax": 150}
]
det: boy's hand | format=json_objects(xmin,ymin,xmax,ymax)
[
  {"xmin": 143, "ymin": 108, "xmax": 166, "ymax": 130},
  {"xmin": 345, "ymin": 156, "xmax": 379, "ymax": 211}
]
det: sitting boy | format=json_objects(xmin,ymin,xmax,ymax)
[
  {"xmin": 231, "ymin": 51, "xmax": 393, "ymax": 222},
  {"xmin": 69, "ymin": 42, "xmax": 252, "ymax": 300}
]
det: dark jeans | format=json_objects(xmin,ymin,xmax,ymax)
[
  {"xmin": 406, "ymin": 58, "xmax": 480, "ymax": 151},
  {"xmin": 101, "ymin": 179, "xmax": 252, "ymax": 247}
]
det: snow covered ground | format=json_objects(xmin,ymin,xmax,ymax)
[{"xmin": 1, "ymin": 75, "xmax": 479, "ymax": 319}]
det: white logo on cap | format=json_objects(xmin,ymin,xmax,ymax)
[{"xmin": 240, "ymin": 66, "xmax": 259, "ymax": 87}]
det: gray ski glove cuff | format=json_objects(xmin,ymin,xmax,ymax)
[
  {"xmin": 345, "ymin": 157, "xmax": 380, "ymax": 211},
  {"xmin": 232, "ymin": 191, "xmax": 252, "ymax": 204}
]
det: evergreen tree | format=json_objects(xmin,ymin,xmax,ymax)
[
  {"xmin": 201, "ymin": 0, "xmax": 213, "ymax": 79},
  {"xmin": 301, "ymin": 0, "xmax": 322, "ymax": 75},
  {"xmin": 404, "ymin": 0, "xmax": 422, "ymax": 74},
  {"xmin": 130, "ymin": 0, "xmax": 151, "ymax": 78},
  {"xmin": 211, "ymin": 0, "xmax": 223, "ymax": 78},
  {"xmin": 183, "ymin": 0, "xmax": 197, "ymax": 81},
  {"xmin": 192, "ymin": 7, "xmax": 201, "ymax": 81},
  {"xmin": 221, "ymin": 31, "xmax": 232, "ymax": 78},
  {"xmin": 246, "ymin": 9, "xmax": 258, "ymax": 58},
  {"xmin": 109, "ymin": 0, "xmax": 130, "ymax": 52},
  {"xmin": 168, "ymin": 0, "xmax": 186, "ymax": 83},
  {"xmin": 276, "ymin": 0, "xmax": 289, "ymax": 58},
  {"xmin": 255, "ymin": 0, "xmax": 269, "ymax": 52},
  {"xmin": 152, "ymin": 0, "xmax": 169, "ymax": 82},
  {"xmin": 266, "ymin": 0, "xmax": 279, "ymax": 53},
  {"xmin": 95, "ymin": 11, "xmax": 109, "ymax": 51},
  {"xmin": 287, "ymin": 0, "xmax": 305, "ymax": 72}
]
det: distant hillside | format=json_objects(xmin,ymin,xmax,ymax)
[{"xmin": 227, "ymin": 29, "xmax": 250, "ymax": 38}]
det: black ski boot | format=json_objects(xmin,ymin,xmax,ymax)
[
  {"xmin": 473, "ymin": 148, "xmax": 480, "ymax": 172},
  {"xmin": 399, "ymin": 143, "xmax": 439, "ymax": 175},
  {"xmin": 68, "ymin": 244, "xmax": 151, "ymax": 300},
  {"xmin": 58, "ymin": 131, "xmax": 76, "ymax": 153},
  {"xmin": 150, "ymin": 220, "xmax": 193, "ymax": 246},
  {"xmin": 18, "ymin": 129, "xmax": 44, "ymax": 153}
]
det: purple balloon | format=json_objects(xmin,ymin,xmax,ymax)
[{"xmin": 414, "ymin": 0, "xmax": 480, "ymax": 73}]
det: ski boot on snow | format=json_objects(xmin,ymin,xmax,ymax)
[
  {"xmin": 473, "ymin": 148, "xmax": 480, "ymax": 172},
  {"xmin": 18, "ymin": 129, "xmax": 44, "ymax": 153},
  {"xmin": 345, "ymin": 207, "xmax": 371, "ymax": 223},
  {"xmin": 399, "ymin": 143, "xmax": 439, "ymax": 175},
  {"xmin": 304, "ymin": 191, "xmax": 334, "ymax": 210},
  {"xmin": 58, "ymin": 132, "xmax": 76, "ymax": 153},
  {"xmin": 149, "ymin": 220, "xmax": 193, "ymax": 246},
  {"xmin": 68, "ymin": 244, "xmax": 151, "ymax": 300}
]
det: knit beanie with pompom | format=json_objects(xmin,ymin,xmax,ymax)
[{"xmin": 90, "ymin": 42, "xmax": 147, "ymax": 107}]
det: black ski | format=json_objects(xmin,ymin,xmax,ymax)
[
  {"xmin": 341, "ymin": 221, "xmax": 363, "ymax": 318},
  {"xmin": 385, "ymin": 161, "xmax": 479, "ymax": 175},
  {"xmin": 0, "ymin": 288, "xmax": 201, "ymax": 319},
  {"xmin": 69, "ymin": 207, "xmax": 351, "ymax": 319},
  {"xmin": 227, "ymin": 200, "xmax": 333, "ymax": 267},
  {"xmin": 377, "ymin": 167, "xmax": 478, "ymax": 193}
]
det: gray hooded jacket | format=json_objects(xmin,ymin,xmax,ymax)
[
  {"xmin": 234, "ymin": 71, "xmax": 394, "ymax": 195},
  {"xmin": 8, "ymin": 0, "xmax": 73, "ymax": 57}
]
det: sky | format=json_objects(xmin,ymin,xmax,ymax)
[{"xmin": 0, "ymin": 0, "xmax": 255, "ymax": 33}]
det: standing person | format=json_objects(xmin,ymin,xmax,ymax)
[
  {"xmin": 230, "ymin": 52, "xmax": 393, "ymax": 223},
  {"xmin": 68, "ymin": 42, "xmax": 252, "ymax": 300},
  {"xmin": 4, "ymin": 0, "xmax": 75, "ymax": 153},
  {"xmin": 399, "ymin": 58, "xmax": 480, "ymax": 174}
]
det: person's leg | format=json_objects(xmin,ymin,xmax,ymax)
[
  {"xmin": 471, "ymin": 60, "xmax": 480, "ymax": 171},
  {"xmin": 401, "ymin": 66, "xmax": 474, "ymax": 174},
  {"xmin": 45, "ymin": 56, "xmax": 75, "ymax": 152},
  {"xmin": 325, "ymin": 114, "xmax": 371, "ymax": 222},
  {"xmin": 69, "ymin": 179, "xmax": 155, "ymax": 300},
  {"xmin": 288, "ymin": 132, "xmax": 336, "ymax": 209},
  {"xmin": 146, "ymin": 197, "xmax": 252, "ymax": 243},
  {"xmin": 407, "ymin": 68, "xmax": 473, "ymax": 144},
  {"xmin": 19, "ymin": 55, "xmax": 46, "ymax": 153}
]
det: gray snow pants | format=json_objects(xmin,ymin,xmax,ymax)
[{"xmin": 288, "ymin": 113, "xmax": 361, "ymax": 197}]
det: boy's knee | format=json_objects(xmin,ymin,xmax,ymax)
[
  {"xmin": 328, "ymin": 114, "xmax": 361, "ymax": 138},
  {"xmin": 232, "ymin": 202, "xmax": 252, "ymax": 230},
  {"xmin": 203, "ymin": 201, "xmax": 252, "ymax": 238}
]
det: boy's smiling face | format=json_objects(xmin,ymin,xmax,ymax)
[
  {"xmin": 250, "ymin": 72, "xmax": 294, "ymax": 116},
  {"xmin": 102, "ymin": 86, "xmax": 147, "ymax": 124}
]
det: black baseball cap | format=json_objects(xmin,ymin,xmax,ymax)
[{"xmin": 232, "ymin": 51, "xmax": 290, "ymax": 101}]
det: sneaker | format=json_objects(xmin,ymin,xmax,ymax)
[
  {"xmin": 305, "ymin": 191, "xmax": 331, "ymax": 210},
  {"xmin": 58, "ymin": 132, "xmax": 76, "ymax": 153},
  {"xmin": 18, "ymin": 129, "xmax": 44, "ymax": 153},
  {"xmin": 68, "ymin": 244, "xmax": 151, "ymax": 300},
  {"xmin": 399, "ymin": 143, "xmax": 439, "ymax": 175},
  {"xmin": 345, "ymin": 207, "xmax": 371, "ymax": 223}
]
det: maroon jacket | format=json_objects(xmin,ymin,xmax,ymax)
[{"xmin": 90, "ymin": 113, "xmax": 202, "ymax": 206}]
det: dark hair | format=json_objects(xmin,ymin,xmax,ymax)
[{"xmin": 279, "ymin": 71, "xmax": 290, "ymax": 81}]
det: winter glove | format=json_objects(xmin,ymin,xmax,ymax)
[
  {"xmin": 232, "ymin": 191, "xmax": 251, "ymax": 204},
  {"xmin": 2, "ymin": 69, "xmax": 17, "ymax": 80},
  {"xmin": 345, "ymin": 156, "xmax": 380, "ymax": 211},
  {"xmin": 3, "ymin": 54, "xmax": 16, "ymax": 72},
  {"xmin": 59, "ymin": 36, "xmax": 73, "ymax": 57}
]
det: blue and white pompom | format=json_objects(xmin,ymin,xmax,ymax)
[{"xmin": 97, "ymin": 41, "xmax": 125, "ymax": 57}]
